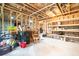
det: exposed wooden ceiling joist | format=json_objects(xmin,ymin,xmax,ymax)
[
  {"xmin": 56, "ymin": 3, "xmax": 63, "ymax": 15},
  {"xmin": 16, "ymin": 4, "xmax": 33, "ymax": 11},
  {"xmin": 0, "ymin": 4, "xmax": 28, "ymax": 16},
  {"xmin": 41, "ymin": 8, "xmax": 79, "ymax": 20},
  {"xmin": 26, "ymin": 3, "xmax": 49, "ymax": 17},
  {"xmin": 0, "ymin": 3, "xmax": 79, "ymax": 21},
  {"xmin": 5, "ymin": 3, "xmax": 32, "ymax": 15},
  {"xmin": 29, "ymin": 3, "xmax": 55, "ymax": 16},
  {"xmin": 24, "ymin": 3, "xmax": 49, "ymax": 18}
]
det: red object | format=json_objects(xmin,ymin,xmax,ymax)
[{"xmin": 19, "ymin": 42, "xmax": 27, "ymax": 48}]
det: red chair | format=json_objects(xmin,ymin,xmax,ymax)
[{"xmin": 19, "ymin": 42, "xmax": 27, "ymax": 48}]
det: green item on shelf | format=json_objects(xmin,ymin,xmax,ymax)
[{"xmin": 7, "ymin": 26, "xmax": 16, "ymax": 31}]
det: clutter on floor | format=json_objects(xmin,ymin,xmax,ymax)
[{"xmin": 3, "ymin": 38, "xmax": 79, "ymax": 56}]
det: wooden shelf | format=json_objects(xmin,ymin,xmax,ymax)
[
  {"xmin": 48, "ymin": 16, "xmax": 79, "ymax": 40},
  {"xmin": 52, "ymin": 17, "xmax": 79, "ymax": 22},
  {"xmin": 65, "ymin": 35, "xmax": 79, "ymax": 39},
  {"xmin": 47, "ymin": 34, "xmax": 79, "ymax": 39},
  {"xmin": 52, "ymin": 24, "xmax": 79, "ymax": 27},
  {"xmin": 52, "ymin": 29, "xmax": 79, "ymax": 32},
  {"xmin": 59, "ymin": 24, "xmax": 79, "ymax": 26}
]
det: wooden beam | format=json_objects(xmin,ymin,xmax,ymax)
[
  {"xmin": 25, "ymin": 16, "xmax": 28, "ymax": 26},
  {"xmin": 15, "ymin": 12, "xmax": 19, "ymax": 26},
  {"xmin": 69, "ymin": 3, "xmax": 71, "ymax": 14},
  {"xmin": 46, "ymin": 19, "xmax": 47, "ymax": 34},
  {"xmin": 24, "ymin": 3, "xmax": 49, "ymax": 18},
  {"xmin": 15, "ymin": 13, "xmax": 21, "ymax": 20},
  {"xmin": 1, "ymin": 3, "xmax": 4, "ymax": 32},
  {"xmin": 21, "ymin": 14, "xmax": 23, "ymax": 26},
  {"xmin": 27, "ymin": 3, "xmax": 49, "ymax": 17},
  {"xmin": 35, "ymin": 16, "xmax": 38, "ymax": 30},
  {"xmin": 10, "ymin": 11, "xmax": 12, "ymax": 26},
  {"xmin": 0, "ymin": 5, "xmax": 28, "ymax": 16},
  {"xmin": 23, "ymin": 3, "xmax": 36, "ymax": 12},
  {"xmin": 56, "ymin": 3, "xmax": 63, "ymax": 15},
  {"xmin": 40, "ymin": 8, "xmax": 79, "ymax": 20},
  {"xmin": 16, "ymin": 3, "xmax": 34, "ymax": 13},
  {"xmin": 5, "ymin": 3, "xmax": 24, "ymax": 12},
  {"xmin": 29, "ymin": 4, "xmax": 54, "ymax": 16}
]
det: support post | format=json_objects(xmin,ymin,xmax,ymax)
[
  {"xmin": 1, "ymin": 3, "xmax": 4, "ymax": 33},
  {"xmin": 10, "ymin": 11, "xmax": 12, "ymax": 26}
]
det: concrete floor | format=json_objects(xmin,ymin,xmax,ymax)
[{"xmin": 4, "ymin": 37, "xmax": 79, "ymax": 56}]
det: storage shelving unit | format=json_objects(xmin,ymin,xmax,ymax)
[{"xmin": 47, "ymin": 14, "xmax": 79, "ymax": 42}]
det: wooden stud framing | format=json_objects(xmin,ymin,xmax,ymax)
[
  {"xmin": 21, "ymin": 14, "xmax": 23, "ymax": 26},
  {"xmin": 1, "ymin": 3, "xmax": 4, "ymax": 32},
  {"xmin": 10, "ymin": 11, "xmax": 12, "ymax": 26}
]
